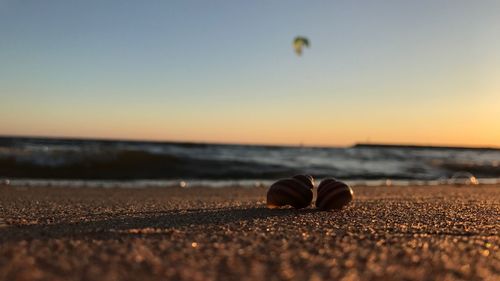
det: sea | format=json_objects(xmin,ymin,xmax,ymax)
[{"xmin": 1, "ymin": 136, "xmax": 499, "ymax": 188}]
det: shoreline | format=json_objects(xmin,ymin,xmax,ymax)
[
  {"xmin": 1, "ymin": 185, "xmax": 498, "ymax": 280},
  {"xmin": 2, "ymin": 178, "xmax": 500, "ymax": 189}
]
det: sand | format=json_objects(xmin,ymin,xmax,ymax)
[{"xmin": 0, "ymin": 184, "xmax": 498, "ymax": 281}]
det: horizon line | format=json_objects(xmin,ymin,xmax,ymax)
[{"xmin": 0, "ymin": 134, "xmax": 499, "ymax": 150}]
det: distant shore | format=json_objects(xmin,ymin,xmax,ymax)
[
  {"xmin": 354, "ymin": 143, "xmax": 500, "ymax": 151},
  {"xmin": 0, "ymin": 184, "xmax": 498, "ymax": 281}
]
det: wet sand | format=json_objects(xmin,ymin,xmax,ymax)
[{"xmin": 0, "ymin": 184, "xmax": 498, "ymax": 281}]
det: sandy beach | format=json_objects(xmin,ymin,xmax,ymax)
[{"xmin": 0, "ymin": 184, "xmax": 498, "ymax": 281}]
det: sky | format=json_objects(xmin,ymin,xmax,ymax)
[{"xmin": 1, "ymin": 0, "xmax": 499, "ymax": 147}]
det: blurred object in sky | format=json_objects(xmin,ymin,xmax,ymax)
[
  {"xmin": 449, "ymin": 172, "xmax": 479, "ymax": 185},
  {"xmin": 293, "ymin": 36, "xmax": 310, "ymax": 56}
]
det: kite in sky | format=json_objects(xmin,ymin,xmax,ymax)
[{"xmin": 293, "ymin": 36, "xmax": 310, "ymax": 56}]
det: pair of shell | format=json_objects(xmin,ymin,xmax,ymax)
[{"xmin": 266, "ymin": 175, "xmax": 353, "ymax": 210}]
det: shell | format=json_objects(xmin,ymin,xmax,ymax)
[
  {"xmin": 266, "ymin": 175, "xmax": 314, "ymax": 209},
  {"xmin": 315, "ymin": 178, "xmax": 353, "ymax": 210}
]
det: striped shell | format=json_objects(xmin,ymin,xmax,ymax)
[
  {"xmin": 266, "ymin": 175, "xmax": 314, "ymax": 209},
  {"xmin": 315, "ymin": 178, "xmax": 353, "ymax": 210}
]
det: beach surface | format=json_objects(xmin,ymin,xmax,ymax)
[{"xmin": 0, "ymin": 184, "xmax": 498, "ymax": 281}]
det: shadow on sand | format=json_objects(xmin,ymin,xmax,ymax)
[{"xmin": 0, "ymin": 207, "xmax": 316, "ymax": 242}]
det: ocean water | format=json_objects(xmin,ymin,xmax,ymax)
[{"xmin": 0, "ymin": 137, "xmax": 499, "ymax": 187}]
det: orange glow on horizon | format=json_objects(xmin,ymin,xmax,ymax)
[{"xmin": 1, "ymin": 93, "xmax": 499, "ymax": 148}]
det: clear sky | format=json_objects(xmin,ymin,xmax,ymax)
[{"xmin": 1, "ymin": 0, "xmax": 499, "ymax": 147}]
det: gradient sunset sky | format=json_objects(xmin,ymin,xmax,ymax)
[{"xmin": 1, "ymin": 0, "xmax": 499, "ymax": 147}]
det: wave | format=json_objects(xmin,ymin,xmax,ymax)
[
  {"xmin": 0, "ymin": 136, "xmax": 499, "ymax": 180},
  {"xmin": 0, "ymin": 150, "xmax": 301, "ymax": 180}
]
